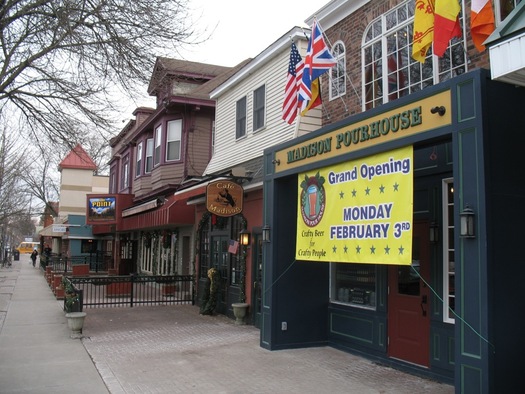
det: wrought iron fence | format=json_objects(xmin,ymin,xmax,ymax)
[
  {"xmin": 63, "ymin": 275, "xmax": 195, "ymax": 310},
  {"xmin": 43, "ymin": 252, "xmax": 112, "ymax": 273}
]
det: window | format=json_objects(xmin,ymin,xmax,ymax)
[
  {"xmin": 166, "ymin": 119, "xmax": 182, "ymax": 161},
  {"xmin": 135, "ymin": 142, "xmax": 143, "ymax": 177},
  {"xmin": 253, "ymin": 85, "xmax": 265, "ymax": 131},
  {"xmin": 145, "ymin": 138, "xmax": 153, "ymax": 173},
  {"xmin": 81, "ymin": 239, "xmax": 96, "ymax": 253},
  {"xmin": 330, "ymin": 41, "xmax": 346, "ymax": 100},
  {"xmin": 154, "ymin": 126, "xmax": 161, "ymax": 167},
  {"xmin": 236, "ymin": 96, "xmax": 246, "ymax": 139},
  {"xmin": 121, "ymin": 155, "xmax": 129, "ymax": 189},
  {"xmin": 496, "ymin": 0, "xmax": 522, "ymax": 23},
  {"xmin": 362, "ymin": 0, "xmax": 467, "ymax": 110},
  {"xmin": 443, "ymin": 179, "xmax": 455, "ymax": 323},
  {"xmin": 109, "ymin": 167, "xmax": 116, "ymax": 193},
  {"xmin": 330, "ymin": 263, "xmax": 377, "ymax": 309}
]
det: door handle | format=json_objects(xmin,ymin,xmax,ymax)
[{"xmin": 420, "ymin": 295, "xmax": 427, "ymax": 317}]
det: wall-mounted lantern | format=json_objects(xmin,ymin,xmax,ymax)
[
  {"xmin": 239, "ymin": 229, "xmax": 251, "ymax": 246},
  {"xmin": 460, "ymin": 205, "xmax": 475, "ymax": 238},
  {"xmin": 262, "ymin": 225, "xmax": 271, "ymax": 243}
]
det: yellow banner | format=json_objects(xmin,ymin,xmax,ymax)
[{"xmin": 296, "ymin": 146, "xmax": 413, "ymax": 265}]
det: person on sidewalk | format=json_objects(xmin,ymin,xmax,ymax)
[{"xmin": 30, "ymin": 249, "xmax": 38, "ymax": 267}]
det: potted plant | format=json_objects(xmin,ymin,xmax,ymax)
[
  {"xmin": 62, "ymin": 277, "xmax": 81, "ymax": 313},
  {"xmin": 62, "ymin": 277, "xmax": 86, "ymax": 338}
]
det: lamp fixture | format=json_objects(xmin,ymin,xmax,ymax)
[
  {"xmin": 430, "ymin": 106, "xmax": 446, "ymax": 116},
  {"xmin": 429, "ymin": 221, "xmax": 439, "ymax": 243},
  {"xmin": 262, "ymin": 225, "xmax": 271, "ymax": 243},
  {"xmin": 460, "ymin": 205, "xmax": 475, "ymax": 238},
  {"xmin": 239, "ymin": 229, "xmax": 251, "ymax": 246}
]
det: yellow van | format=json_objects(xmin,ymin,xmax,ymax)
[{"xmin": 17, "ymin": 242, "xmax": 40, "ymax": 254}]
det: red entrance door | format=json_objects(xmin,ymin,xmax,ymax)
[{"xmin": 388, "ymin": 220, "xmax": 430, "ymax": 367}]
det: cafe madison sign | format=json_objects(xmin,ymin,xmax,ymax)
[{"xmin": 206, "ymin": 180, "xmax": 244, "ymax": 217}]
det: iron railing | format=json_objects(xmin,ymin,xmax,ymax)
[
  {"xmin": 43, "ymin": 252, "xmax": 112, "ymax": 273},
  {"xmin": 63, "ymin": 275, "xmax": 195, "ymax": 310}
]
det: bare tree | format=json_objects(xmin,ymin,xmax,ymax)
[
  {"xmin": 0, "ymin": 125, "xmax": 32, "ymax": 252},
  {"xmin": 0, "ymin": 0, "xmax": 203, "ymax": 147}
]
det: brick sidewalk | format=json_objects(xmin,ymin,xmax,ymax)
[{"xmin": 81, "ymin": 305, "xmax": 454, "ymax": 394}]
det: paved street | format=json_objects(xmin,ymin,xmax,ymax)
[{"xmin": 1, "ymin": 255, "xmax": 455, "ymax": 393}]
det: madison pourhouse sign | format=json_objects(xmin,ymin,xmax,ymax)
[{"xmin": 206, "ymin": 180, "xmax": 244, "ymax": 217}]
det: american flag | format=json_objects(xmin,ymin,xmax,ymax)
[
  {"xmin": 299, "ymin": 20, "xmax": 336, "ymax": 102},
  {"xmin": 228, "ymin": 239, "xmax": 239, "ymax": 254},
  {"xmin": 282, "ymin": 42, "xmax": 303, "ymax": 124}
]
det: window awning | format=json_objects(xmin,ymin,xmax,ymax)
[
  {"xmin": 119, "ymin": 185, "xmax": 207, "ymax": 231},
  {"xmin": 121, "ymin": 199, "xmax": 160, "ymax": 217}
]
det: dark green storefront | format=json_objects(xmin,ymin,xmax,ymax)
[{"xmin": 261, "ymin": 69, "xmax": 525, "ymax": 393}]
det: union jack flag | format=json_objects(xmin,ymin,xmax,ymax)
[{"xmin": 299, "ymin": 21, "xmax": 336, "ymax": 102}]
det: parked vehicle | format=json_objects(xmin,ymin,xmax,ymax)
[{"xmin": 16, "ymin": 242, "xmax": 40, "ymax": 254}]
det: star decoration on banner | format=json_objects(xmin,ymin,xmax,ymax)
[
  {"xmin": 393, "ymin": 182, "xmax": 400, "ymax": 191},
  {"xmin": 370, "ymin": 245, "xmax": 376, "ymax": 254},
  {"xmin": 384, "ymin": 245, "xmax": 391, "ymax": 254},
  {"xmin": 365, "ymin": 187, "xmax": 371, "ymax": 195},
  {"xmin": 352, "ymin": 189, "xmax": 357, "ymax": 197},
  {"xmin": 398, "ymin": 245, "xmax": 405, "ymax": 254},
  {"xmin": 379, "ymin": 184, "xmax": 385, "ymax": 193},
  {"xmin": 339, "ymin": 191, "xmax": 345, "ymax": 199}
]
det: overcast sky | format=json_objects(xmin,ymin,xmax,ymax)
[
  {"xmin": 123, "ymin": 1, "xmax": 325, "ymax": 116},
  {"xmin": 181, "ymin": 0, "xmax": 324, "ymax": 66}
]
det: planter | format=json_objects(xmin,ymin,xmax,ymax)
[
  {"xmin": 72, "ymin": 264, "xmax": 90, "ymax": 276},
  {"xmin": 65, "ymin": 312, "xmax": 87, "ymax": 339},
  {"xmin": 161, "ymin": 284, "xmax": 178, "ymax": 297},
  {"xmin": 232, "ymin": 303, "xmax": 249, "ymax": 325},
  {"xmin": 106, "ymin": 282, "xmax": 132, "ymax": 297}
]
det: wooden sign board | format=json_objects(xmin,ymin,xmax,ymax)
[{"xmin": 206, "ymin": 180, "xmax": 243, "ymax": 217}]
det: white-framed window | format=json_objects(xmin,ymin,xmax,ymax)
[
  {"xmin": 154, "ymin": 125, "xmax": 161, "ymax": 167},
  {"xmin": 495, "ymin": 0, "xmax": 522, "ymax": 24},
  {"xmin": 236, "ymin": 96, "xmax": 246, "ymax": 139},
  {"xmin": 362, "ymin": 0, "xmax": 467, "ymax": 110},
  {"xmin": 121, "ymin": 155, "xmax": 129, "ymax": 189},
  {"xmin": 135, "ymin": 141, "xmax": 143, "ymax": 177},
  {"xmin": 166, "ymin": 119, "xmax": 182, "ymax": 161},
  {"xmin": 145, "ymin": 138, "xmax": 153, "ymax": 173},
  {"xmin": 330, "ymin": 41, "xmax": 346, "ymax": 100},
  {"xmin": 253, "ymin": 85, "xmax": 265, "ymax": 131},
  {"xmin": 443, "ymin": 178, "xmax": 455, "ymax": 323}
]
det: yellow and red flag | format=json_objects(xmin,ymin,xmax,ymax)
[
  {"xmin": 471, "ymin": 0, "xmax": 495, "ymax": 51},
  {"xmin": 300, "ymin": 78, "xmax": 322, "ymax": 116},
  {"xmin": 434, "ymin": 0, "xmax": 462, "ymax": 56},
  {"xmin": 412, "ymin": 0, "xmax": 435, "ymax": 63}
]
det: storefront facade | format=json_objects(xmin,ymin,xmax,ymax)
[{"xmin": 261, "ymin": 69, "xmax": 525, "ymax": 393}]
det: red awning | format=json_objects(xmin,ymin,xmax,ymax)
[{"xmin": 119, "ymin": 185, "xmax": 206, "ymax": 231}]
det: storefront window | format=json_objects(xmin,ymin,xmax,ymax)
[
  {"xmin": 330, "ymin": 263, "xmax": 377, "ymax": 309},
  {"xmin": 443, "ymin": 179, "xmax": 455, "ymax": 323},
  {"xmin": 362, "ymin": 0, "xmax": 467, "ymax": 110}
]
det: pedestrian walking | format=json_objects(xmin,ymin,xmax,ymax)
[{"xmin": 30, "ymin": 249, "xmax": 38, "ymax": 267}]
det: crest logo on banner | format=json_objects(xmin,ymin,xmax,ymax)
[
  {"xmin": 296, "ymin": 146, "xmax": 414, "ymax": 265},
  {"xmin": 299, "ymin": 172, "xmax": 326, "ymax": 227}
]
